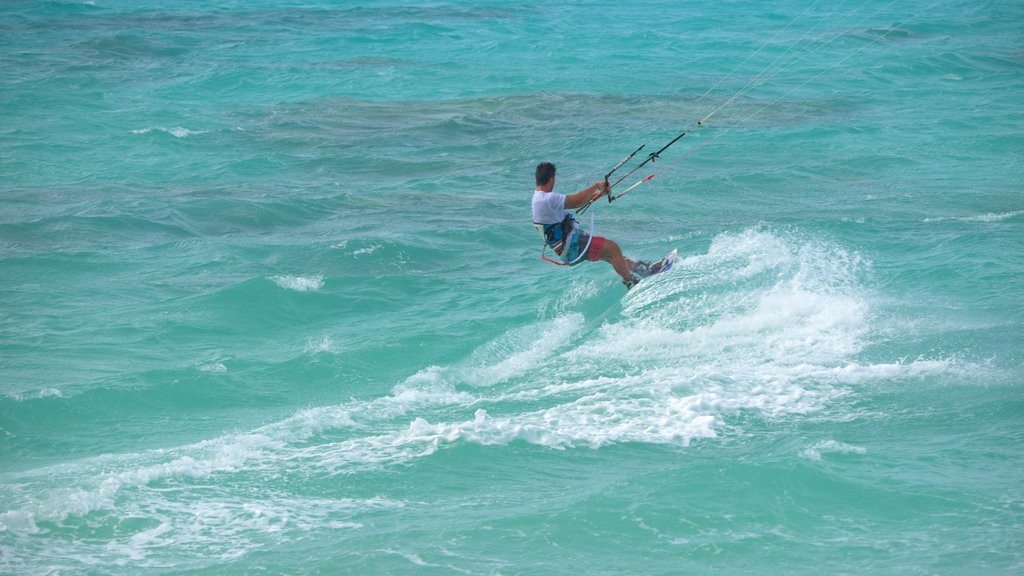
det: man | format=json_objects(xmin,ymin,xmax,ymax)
[{"xmin": 531, "ymin": 161, "xmax": 661, "ymax": 290}]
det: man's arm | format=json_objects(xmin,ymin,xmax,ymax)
[{"xmin": 564, "ymin": 181, "xmax": 609, "ymax": 209}]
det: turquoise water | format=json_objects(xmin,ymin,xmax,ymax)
[{"xmin": 2, "ymin": 0, "xmax": 1022, "ymax": 573}]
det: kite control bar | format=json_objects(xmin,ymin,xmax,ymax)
[
  {"xmin": 603, "ymin": 144, "xmax": 645, "ymax": 204},
  {"xmin": 578, "ymin": 144, "xmax": 645, "ymax": 215}
]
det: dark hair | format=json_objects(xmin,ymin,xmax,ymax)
[{"xmin": 535, "ymin": 162, "xmax": 556, "ymax": 186}]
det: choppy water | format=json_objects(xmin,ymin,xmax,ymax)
[{"xmin": 2, "ymin": 1, "xmax": 1022, "ymax": 574}]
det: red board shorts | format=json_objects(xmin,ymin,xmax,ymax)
[{"xmin": 574, "ymin": 233, "xmax": 605, "ymax": 264}]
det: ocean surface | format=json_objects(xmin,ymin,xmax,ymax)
[{"xmin": 1, "ymin": 0, "xmax": 1022, "ymax": 574}]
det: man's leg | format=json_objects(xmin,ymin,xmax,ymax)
[{"xmin": 598, "ymin": 239, "xmax": 638, "ymax": 285}]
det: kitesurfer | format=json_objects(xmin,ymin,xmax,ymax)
[{"xmin": 531, "ymin": 162, "xmax": 664, "ymax": 289}]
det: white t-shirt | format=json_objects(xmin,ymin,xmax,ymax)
[{"xmin": 531, "ymin": 190, "xmax": 569, "ymax": 225}]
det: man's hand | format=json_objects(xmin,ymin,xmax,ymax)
[{"xmin": 566, "ymin": 180, "xmax": 610, "ymax": 209}]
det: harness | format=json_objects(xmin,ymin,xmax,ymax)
[{"xmin": 533, "ymin": 210, "xmax": 594, "ymax": 267}]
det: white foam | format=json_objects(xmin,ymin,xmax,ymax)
[
  {"xmin": 801, "ymin": 440, "xmax": 867, "ymax": 461},
  {"xmin": 536, "ymin": 277, "xmax": 602, "ymax": 318},
  {"xmin": 129, "ymin": 126, "xmax": 206, "ymax": 138},
  {"xmin": 293, "ymin": 379, "xmax": 725, "ymax": 469},
  {"xmin": 27, "ymin": 494, "xmax": 391, "ymax": 570},
  {"xmin": 305, "ymin": 335, "xmax": 334, "ymax": 354},
  {"xmin": 924, "ymin": 210, "xmax": 1022, "ymax": 223},
  {"xmin": 389, "ymin": 365, "xmax": 475, "ymax": 406},
  {"xmin": 814, "ymin": 358, "xmax": 957, "ymax": 384},
  {"xmin": 4, "ymin": 431, "xmax": 295, "ymax": 526},
  {"xmin": 271, "ymin": 274, "xmax": 324, "ymax": 292},
  {"xmin": 352, "ymin": 244, "xmax": 380, "ymax": 256},
  {"xmin": 0, "ymin": 510, "xmax": 40, "ymax": 534},
  {"xmin": 259, "ymin": 405, "xmax": 359, "ymax": 443},
  {"xmin": 457, "ymin": 314, "xmax": 584, "ymax": 387},
  {"xmin": 596, "ymin": 234, "xmax": 871, "ymax": 393},
  {"xmin": 686, "ymin": 288, "xmax": 869, "ymax": 363},
  {"xmin": 963, "ymin": 211, "xmax": 1022, "ymax": 222},
  {"xmin": 347, "ymin": 391, "xmax": 720, "ymax": 457},
  {"xmin": 5, "ymin": 387, "xmax": 65, "ymax": 401},
  {"xmin": 0, "ymin": 431, "xmax": 404, "ymax": 569}
]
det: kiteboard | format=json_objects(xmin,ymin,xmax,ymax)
[{"xmin": 636, "ymin": 248, "xmax": 677, "ymax": 280}]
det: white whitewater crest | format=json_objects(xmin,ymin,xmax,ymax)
[
  {"xmin": 924, "ymin": 210, "xmax": 1023, "ymax": 223},
  {"xmin": 801, "ymin": 440, "xmax": 868, "ymax": 461},
  {"xmin": 129, "ymin": 126, "xmax": 207, "ymax": 138},
  {"xmin": 198, "ymin": 362, "xmax": 227, "ymax": 373},
  {"xmin": 271, "ymin": 274, "xmax": 324, "ymax": 292}
]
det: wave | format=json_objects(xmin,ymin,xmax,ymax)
[
  {"xmin": 924, "ymin": 210, "xmax": 1023, "ymax": 223},
  {"xmin": 270, "ymin": 274, "xmax": 324, "ymax": 292},
  {"xmin": 0, "ymin": 228, "xmax": 979, "ymax": 571},
  {"xmin": 801, "ymin": 439, "xmax": 868, "ymax": 461},
  {"xmin": 129, "ymin": 126, "xmax": 206, "ymax": 138}
]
